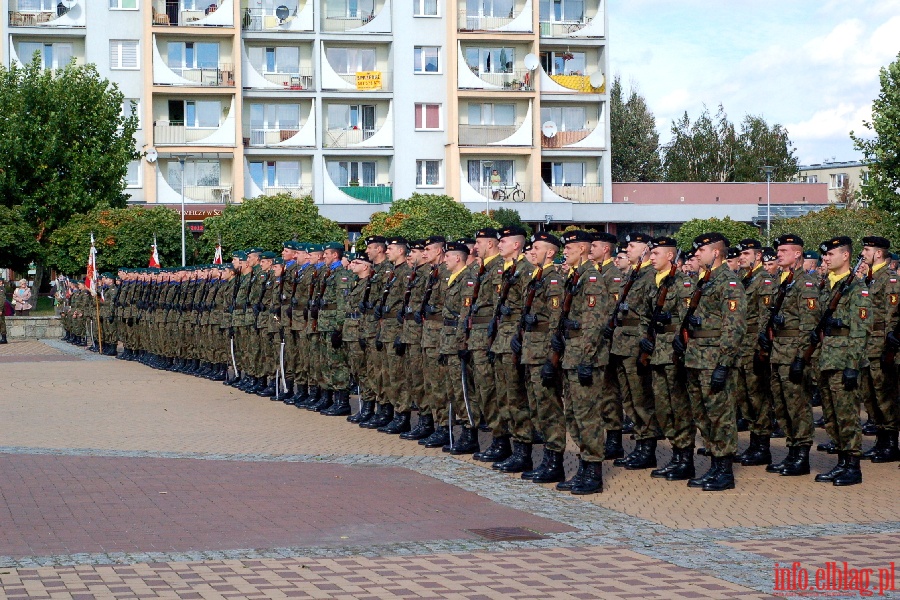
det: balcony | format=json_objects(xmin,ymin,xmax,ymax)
[
  {"xmin": 163, "ymin": 64, "xmax": 235, "ymax": 86},
  {"xmin": 541, "ymin": 129, "xmax": 589, "ymax": 147},
  {"xmin": 459, "ymin": 125, "xmax": 516, "ymax": 146},
  {"xmin": 547, "ymin": 183, "xmax": 602, "ymax": 203},
  {"xmin": 460, "ymin": 67, "xmax": 534, "ymax": 91},
  {"xmin": 257, "ymin": 69, "xmax": 315, "ymax": 90},
  {"xmin": 185, "ymin": 185, "xmax": 233, "ymax": 202},
  {"xmin": 241, "ymin": 5, "xmax": 313, "ymax": 32},
  {"xmin": 259, "ymin": 185, "xmax": 312, "ymax": 198},
  {"xmin": 8, "ymin": 0, "xmax": 85, "ymax": 27},
  {"xmin": 338, "ymin": 185, "xmax": 392, "ymax": 203},
  {"xmin": 151, "ymin": 0, "xmax": 234, "ymax": 27},
  {"xmin": 457, "ymin": 0, "xmax": 532, "ymax": 32},
  {"xmin": 321, "ymin": 0, "xmax": 391, "ymax": 32},
  {"xmin": 155, "ymin": 122, "xmax": 222, "ymax": 144}
]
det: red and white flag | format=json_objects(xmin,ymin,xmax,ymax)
[
  {"xmin": 85, "ymin": 233, "xmax": 98, "ymax": 295},
  {"xmin": 149, "ymin": 235, "xmax": 161, "ymax": 268},
  {"xmin": 213, "ymin": 241, "xmax": 223, "ymax": 265}
]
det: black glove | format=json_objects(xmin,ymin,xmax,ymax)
[
  {"xmin": 438, "ymin": 354, "xmax": 448, "ymax": 366},
  {"xmin": 753, "ymin": 351, "xmax": 768, "ymax": 376},
  {"xmin": 710, "ymin": 365, "xmax": 728, "ymax": 393},
  {"xmin": 602, "ymin": 325, "xmax": 615, "ymax": 340},
  {"xmin": 773, "ymin": 314, "xmax": 785, "ymax": 327},
  {"xmin": 639, "ymin": 337, "xmax": 655, "ymax": 356},
  {"xmin": 375, "ymin": 340, "xmax": 384, "ymax": 351},
  {"xmin": 413, "ymin": 312, "xmax": 423, "ymax": 325},
  {"xmin": 330, "ymin": 330, "xmax": 342, "ymax": 349},
  {"xmin": 672, "ymin": 335, "xmax": 686, "ymax": 356},
  {"xmin": 842, "ymin": 368, "xmax": 859, "ymax": 391},
  {"xmin": 510, "ymin": 335, "xmax": 522, "ymax": 355},
  {"xmin": 487, "ymin": 320, "xmax": 497, "ymax": 340},
  {"xmin": 540, "ymin": 360, "xmax": 556, "ymax": 387},
  {"xmin": 563, "ymin": 318, "xmax": 580, "ymax": 330},
  {"xmin": 458, "ymin": 349, "xmax": 471, "ymax": 361},
  {"xmin": 373, "ymin": 305, "xmax": 383, "ymax": 320},
  {"xmin": 809, "ymin": 330, "xmax": 821, "ymax": 346},
  {"xmin": 487, "ymin": 351, "xmax": 496, "ymax": 364},
  {"xmin": 687, "ymin": 315, "xmax": 702, "ymax": 327},
  {"xmin": 393, "ymin": 338, "xmax": 407, "ymax": 356},
  {"xmin": 499, "ymin": 305, "xmax": 512, "ymax": 316},
  {"xmin": 788, "ymin": 356, "xmax": 805, "ymax": 384},
  {"xmin": 550, "ymin": 333, "xmax": 565, "ymax": 353},
  {"xmin": 523, "ymin": 313, "xmax": 538, "ymax": 327},
  {"xmin": 577, "ymin": 363, "xmax": 593, "ymax": 386},
  {"xmin": 886, "ymin": 330, "xmax": 900, "ymax": 352},
  {"xmin": 358, "ymin": 338, "xmax": 367, "ymax": 350},
  {"xmin": 827, "ymin": 317, "xmax": 846, "ymax": 329},
  {"xmin": 396, "ymin": 311, "xmax": 405, "ymax": 324},
  {"xmin": 358, "ymin": 301, "xmax": 367, "ymax": 312},
  {"xmin": 757, "ymin": 330, "xmax": 772, "ymax": 353},
  {"xmin": 657, "ymin": 311, "xmax": 672, "ymax": 325}
]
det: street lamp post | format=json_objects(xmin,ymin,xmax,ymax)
[
  {"xmin": 179, "ymin": 156, "xmax": 187, "ymax": 267},
  {"xmin": 761, "ymin": 165, "xmax": 775, "ymax": 241},
  {"xmin": 483, "ymin": 160, "xmax": 493, "ymax": 214}
]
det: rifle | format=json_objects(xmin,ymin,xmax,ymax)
[
  {"xmin": 547, "ymin": 265, "xmax": 582, "ymax": 375},
  {"xmin": 417, "ymin": 263, "xmax": 441, "ymax": 322},
  {"xmin": 606, "ymin": 248, "xmax": 648, "ymax": 342},
  {"xmin": 638, "ymin": 250, "xmax": 681, "ymax": 367},
  {"xmin": 304, "ymin": 265, "xmax": 320, "ymax": 321},
  {"xmin": 462, "ymin": 261, "xmax": 488, "ymax": 345},
  {"xmin": 309, "ymin": 266, "xmax": 330, "ymax": 333},
  {"xmin": 195, "ymin": 274, "xmax": 213, "ymax": 325},
  {"xmin": 398, "ymin": 261, "xmax": 421, "ymax": 324},
  {"xmin": 801, "ymin": 255, "xmax": 865, "ymax": 365},
  {"xmin": 673, "ymin": 263, "xmax": 714, "ymax": 364},
  {"xmin": 287, "ymin": 265, "xmax": 301, "ymax": 328},
  {"xmin": 373, "ymin": 266, "xmax": 398, "ymax": 345},
  {"xmin": 513, "ymin": 264, "xmax": 544, "ymax": 361},
  {"xmin": 488, "ymin": 262, "xmax": 517, "ymax": 346},
  {"xmin": 756, "ymin": 270, "xmax": 795, "ymax": 362}
]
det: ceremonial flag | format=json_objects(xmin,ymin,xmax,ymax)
[
  {"xmin": 149, "ymin": 235, "xmax": 161, "ymax": 268},
  {"xmin": 213, "ymin": 239, "xmax": 223, "ymax": 265},
  {"xmin": 85, "ymin": 233, "xmax": 98, "ymax": 295}
]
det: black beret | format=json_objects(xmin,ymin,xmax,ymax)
[
  {"xmin": 773, "ymin": 233, "xmax": 804, "ymax": 248},
  {"xmin": 561, "ymin": 230, "xmax": 593, "ymax": 244},
  {"xmin": 424, "ymin": 235, "xmax": 446, "ymax": 246},
  {"xmin": 475, "ymin": 228, "xmax": 500, "ymax": 240},
  {"xmin": 726, "ymin": 247, "xmax": 741, "ymax": 259},
  {"xmin": 692, "ymin": 232, "xmax": 728, "ymax": 250},
  {"xmin": 387, "ymin": 236, "xmax": 409, "ymax": 247},
  {"xmin": 593, "ymin": 232, "xmax": 618, "ymax": 245},
  {"xmin": 650, "ymin": 236, "xmax": 678, "ymax": 249},
  {"xmin": 616, "ymin": 244, "xmax": 628, "ymax": 254},
  {"xmin": 862, "ymin": 236, "xmax": 890, "ymax": 250},
  {"xmin": 499, "ymin": 226, "xmax": 528, "ymax": 238},
  {"xmin": 456, "ymin": 237, "xmax": 475, "ymax": 245},
  {"xmin": 523, "ymin": 239, "xmax": 533, "ymax": 251},
  {"xmin": 762, "ymin": 247, "xmax": 777, "ymax": 262},
  {"xmin": 410, "ymin": 239, "xmax": 426, "ymax": 251},
  {"xmin": 892, "ymin": 253, "xmax": 900, "ymax": 261},
  {"xmin": 365, "ymin": 235, "xmax": 387, "ymax": 245},
  {"xmin": 353, "ymin": 253, "xmax": 373, "ymax": 264},
  {"xmin": 531, "ymin": 232, "xmax": 561, "ymax": 247},
  {"xmin": 737, "ymin": 238, "xmax": 762, "ymax": 251},
  {"xmin": 624, "ymin": 232, "xmax": 651, "ymax": 244},
  {"xmin": 445, "ymin": 241, "xmax": 470, "ymax": 254},
  {"xmin": 819, "ymin": 236, "xmax": 853, "ymax": 254}
]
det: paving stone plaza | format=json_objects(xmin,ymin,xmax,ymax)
[{"xmin": 1, "ymin": 339, "xmax": 898, "ymax": 599}]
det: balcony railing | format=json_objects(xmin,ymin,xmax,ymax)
[
  {"xmin": 242, "ymin": 7, "xmax": 307, "ymax": 30},
  {"xmin": 549, "ymin": 183, "xmax": 602, "ymax": 203},
  {"xmin": 539, "ymin": 20, "xmax": 589, "ymax": 37},
  {"xmin": 322, "ymin": 11, "xmax": 376, "ymax": 31},
  {"xmin": 8, "ymin": 0, "xmax": 84, "ymax": 27},
  {"xmin": 154, "ymin": 122, "xmax": 222, "ymax": 144},
  {"xmin": 459, "ymin": 124, "xmax": 518, "ymax": 146},
  {"xmin": 255, "ymin": 69, "xmax": 315, "ymax": 90},
  {"xmin": 548, "ymin": 73, "xmax": 604, "ymax": 93},
  {"xmin": 338, "ymin": 185, "xmax": 392, "ymax": 203},
  {"xmin": 470, "ymin": 184, "xmax": 529, "ymax": 201},
  {"xmin": 152, "ymin": 0, "xmax": 229, "ymax": 26},
  {"xmin": 465, "ymin": 68, "xmax": 534, "ymax": 91},
  {"xmin": 184, "ymin": 185, "xmax": 233, "ymax": 203},
  {"xmin": 541, "ymin": 129, "xmax": 590, "ymax": 148},
  {"xmin": 259, "ymin": 185, "xmax": 312, "ymax": 198},
  {"xmin": 458, "ymin": 9, "xmax": 521, "ymax": 31},
  {"xmin": 324, "ymin": 128, "xmax": 378, "ymax": 148},
  {"xmin": 330, "ymin": 71, "xmax": 393, "ymax": 91},
  {"xmin": 244, "ymin": 128, "xmax": 303, "ymax": 147},
  {"xmin": 163, "ymin": 64, "xmax": 235, "ymax": 86}
]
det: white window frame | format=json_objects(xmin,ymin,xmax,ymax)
[
  {"xmin": 110, "ymin": 40, "xmax": 139, "ymax": 70},
  {"xmin": 413, "ymin": 46, "xmax": 441, "ymax": 74},
  {"xmin": 121, "ymin": 99, "xmax": 141, "ymax": 129},
  {"xmin": 125, "ymin": 160, "xmax": 142, "ymax": 188},
  {"xmin": 109, "ymin": 0, "xmax": 139, "ymax": 9},
  {"xmin": 414, "ymin": 103, "xmax": 442, "ymax": 130},
  {"xmin": 416, "ymin": 160, "xmax": 442, "ymax": 187},
  {"xmin": 413, "ymin": 0, "xmax": 439, "ymax": 17},
  {"xmin": 830, "ymin": 173, "xmax": 848, "ymax": 189},
  {"xmin": 19, "ymin": 42, "xmax": 74, "ymax": 70}
]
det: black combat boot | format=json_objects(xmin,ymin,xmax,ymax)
[
  {"xmin": 740, "ymin": 433, "xmax": 772, "ymax": 466},
  {"xmin": 493, "ymin": 442, "xmax": 533, "ymax": 473},
  {"xmin": 359, "ymin": 402, "xmax": 384, "ymax": 426},
  {"xmin": 688, "ymin": 458, "xmax": 719, "ymax": 488},
  {"xmin": 702, "ymin": 456, "xmax": 735, "ymax": 491},
  {"xmin": 862, "ymin": 419, "xmax": 878, "ymax": 436},
  {"xmin": 871, "ymin": 430, "xmax": 900, "ymax": 463},
  {"xmin": 379, "ymin": 411, "xmax": 412, "ymax": 434},
  {"xmin": 766, "ymin": 446, "xmax": 796, "ymax": 473},
  {"xmin": 89, "ymin": 339, "xmax": 100, "ymax": 353},
  {"xmin": 0, "ymin": 334, "xmax": 7, "ymax": 344},
  {"xmin": 651, "ymin": 447, "xmax": 681, "ymax": 479},
  {"xmin": 666, "ymin": 447, "xmax": 696, "ymax": 481},
  {"xmin": 531, "ymin": 450, "xmax": 565, "ymax": 484},
  {"xmin": 570, "ymin": 460, "xmax": 603, "ymax": 495},
  {"xmin": 364, "ymin": 403, "xmax": 394, "ymax": 428},
  {"xmin": 211, "ymin": 364, "xmax": 227, "ymax": 382},
  {"xmin": 862, "ymin": 431, "xmax": 886, "ymax": 459},
  {"xmin": 557, "ymin": 456, "xmax": 585, "ymax": 491},
  {"xmin": 815, "ymin": 452, "xmax": 849, "ymax": 482},
  {"xmin": 258, "ymin": 379, "xmax": 277, "ymax": 397},
  {"xmin": 625, "ymin": 438, "xmax": 657, "ymax": 470},
  {"xmin": 604, "ymin": 430, "xmax": 624, "ymax": 460},
  {"xmin": 422, "ymin": 426, "xmax": 450, "ymax": 448},
  {"xmin": 813, "ymin": 415, "xmax": 826, "ymax": 429},
  {"xmin": 622, "ymin": 417, "xmax": 634, "ymax": 435},
  {"xmin": 247, "ymin": 376, "xmax": 266, "ymax": 394},
  {"xmin": 522, "ymin": 449, "xmax": 550, "ymax": 480},
  {"xmin": 449, "ymin": 426, "xmax": 480, "ymax": 455},
  {"xmin": 473, "ymin": 435, "xmax": 512, "ymax": 462},
  {"xmin": 613, "ymin": 440, "xmax": 642, "ymax": 467},
  {"xmin": 323, "ymin": 390, "xmax": 352, "ymax": 416},
  {"xmin": 832, "ymin": 455, "xmax": 862, "ymax": 486},
  {"xmin": 297, "ymin": 385, "xmax": 320, "ymax": 408},
  {"xmin": 770, "ymin": 419, "xmax": 785, "ymax": 438},
  {"xmin": 400, "ymin": 413, "xmax": 433, "ymax": 438},
  {"xmin": 310, "ymin": 390, "xmax": 334, "ymax": 412},
  {"xmin": 350, "ymin": 400, "xmax": 376, "ymax": 424},
  {"xmin": 780, "ymin": 445, "xmax": 811, "ymax": 476},
  {"xmin": 817, "ymin": 439, "xmax": 839, "ymax": 454}
]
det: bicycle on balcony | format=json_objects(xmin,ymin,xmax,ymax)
[{"xmin": 493, "ymin": 182, "xmax": 525, "ymax": 202}]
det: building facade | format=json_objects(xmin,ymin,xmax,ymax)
[
  {"xmin": 795, "ymin": 160, "xmax": 869, "ymax": 205},
  {"xmin": 3, "ymin": 0, "xmax": 610, "ymax": 225}
]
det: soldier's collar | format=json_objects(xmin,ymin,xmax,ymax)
[{"xmin": 871, "ymin": 261, "xmax": 888, "ymax": 275}]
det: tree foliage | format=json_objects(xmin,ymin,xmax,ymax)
[
  {"xmin": 0, "ymin": 206, "xmax": 42, "ymax": 271},
  {"xmin": 489, "ymin": 207, "xmax": 532, "ymax": 237},
  {"xmin": 852, "ymin": 51, "xmax": 900, "ymax": 212},
  {"xmin": 0, "ymin": 57, "xmax": 139, "ymax": 247},
  {"xmin": 769, "ymin": 206, "xmax": 900, "ymax": 251},
  {"xmin": 360, "ymin": 194, "xmax": 499, "ymax": 245},
  {"xmin": 610, "ymin": 76, "xmax": 663, "ymax": 182},
  {"xmin": 673, "ymin": 216, "xmax": 760, "ymax": 251},
  {"xmin": 663, "ymin": 105, "xmax": 798, "ymax": 183},
  {"xmin": 199, "ymin": 194, "xmax": 344, "ymax": 259},
  {"xmin": 46, "ymin": 206, "xmax": 192, "ymax": 274}
]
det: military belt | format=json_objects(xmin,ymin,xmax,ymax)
[
  {"xmin": 566, "ymin": 330, "xmax": 583, "ymax": 338},
  {"xmin": 773, "ymin": 329, "xmax": 803, "ymax": 338},
  {"xmin": 825, "ymin": 327, "xmax": 850, "ymax": 337},
  {"xmin": 321, "ymin": 303, "xmax": 338, "ymax": 310},
  {"xmin": 424, "ymin": 314, "xmax": 442, "ymax": 322},
  {"xmin": 620, "ymin": 318, "xmax": 640, "ymax": 327},
  {"xmin": 470, "ymin": 316, "xmax": 493, "ymax": 324},
  {"xmin": 443, "ymin": 318, "xmax": 459, "ymax": 327},
  {"xmin": 529, "ymin": 322, "xmax": 551, "ymax": 333},
  {"xmin": 689, "ymin": 330, "xmax": 721, "ymax": 339},
  {"xmin": 660, "ymin": 324, "xmax": 678, "ymax": 333}
]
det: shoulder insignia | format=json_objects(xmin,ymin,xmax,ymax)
[
  {"xmin": 891, "ymin": 294, "xmax": 898, "ymax": 306},
  {"xmin": 805, "ymin": 282, "xmax": 814, "ymax": 287},
  {"xmin": 497, "ymin": 268, "xmax": 504, "ymax": 275},
  {"xmin": 588, "ymin": 276, "xmax": 597, "ymax": 282},
  {"xmin": 861, "ymin": 290, "xmax": 869, "ymax": 297},
  {"xmin": 341, "ymin": 277, "xmax": 348, "ymax": 282},
  {"xmin": 728, "ymin": 299, "xmax": 738, "ymax": 312},
  {"xmin": 464, "ymin": 297, "xmax": 472, "ymax": 307},
  {"xmin": 728, "ymin": 281, "xmax": 737, "ymax": 287},
  {"xmin": 550, "ymin": 279, "xmax": 559, "ymax": 285},
  {"xmin": 860, "ymin": 307, "xmax": 868, "ymax": 320},
  {"xmin": 891, "ymin": 278, "xmax": 898, "ymax": 283},
  {"xmin": 683, "ymin": 281, "xmax": 692, "ymax": 287},
  {"xmin": 466, "ymin": 280, "xmax": 475, "ymax": 287},
  {"xmin": 613, "ymin": 277, "xmax": 622, "ymax": 283},
  {"xmin": 807, "ymin": 298, "xmax": 817, "ymax": 310},
  {"xmin": 587, "ymin": 295, "xmax": 596, "ymax": 307},
  {"xmin": 551, "ymin": 296, "xmax": 560, "ymax": 309},
  {"xmin": 763, "ymin": 279, "xmax": 772, "ymax": 285}
]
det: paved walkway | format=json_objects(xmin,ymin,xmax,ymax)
[{"xmin": 1, "ymin": 339, "xmax": 898, "ymax": 599}]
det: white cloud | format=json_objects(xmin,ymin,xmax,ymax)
[
  {"xmin": 803, "ymin": 19, "xmax": 865, "ymax": 64},
  {"xmin": 786, "ymin": 103, "xmax": 871, "ymax": 141}
]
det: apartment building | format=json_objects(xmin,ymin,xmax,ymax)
[
  {"xmin": 795, "ymin": 160, "xmax": 869, "ymax": 205},
  {"xmin": 3, "ymin": 0, "xmax": 609, "ymax": 225}
]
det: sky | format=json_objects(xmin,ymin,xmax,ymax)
[{"xmin": 608, "ymin": 0, "xmax": 900, "ymax": 165}]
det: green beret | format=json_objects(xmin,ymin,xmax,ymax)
[
  {"xmin": 274, "ymin": 257, "xmax": 284, "ymax": 265},
  {"xmin": 307, "ymin": 243, "xmax": 324, "ymax": 252},
  {"xmin": 283, "ymin": 241, "xmax": 298, "ymax": 250},
  {"xmin": 323, "ymin": 242, "xmax": 343, "ymax": 251},
  {"xmin": 232, "ymin": 250, "xmax": 247, "ymax": 260},
  {"xmin": 260, "ymin": 251, "xmax": 277, "ymax": 260},
  {"xmin": 247, "ymin": 247, "xmax": 265, "ymax": 255},
  {"xmin": 295, "ymin": 243, "xmax": 308, "ymax": 252},
  {"xmin": 101, "ymin": 272, "xmax": 114, "ymax": 279}
]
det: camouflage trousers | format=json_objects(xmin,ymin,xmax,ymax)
[
  {"xmin": 599, "ymin": 363, "xmax": 623, "ymax": 431},
  {"xmin": 420, "ymin": 346, "xmax": 442, "ymax": 417},
  {"xmin": 291, "ymin": 326, "xmax": 310, "ymax": 384},
  {"xmin": 525, "ymin": 365, "xmax": 566, "ymax": 453},
  {"xmin": 397, "ymin": 342, "xmax": 424, "ymax": 413},
  {"xmin": 613, "ymin": 354, "xmax": 660, "ymax": 441},
  {"xmin": 563, "ymin": 369, "xmax": 606, "ymax": 462},
  {"xmin": 494, "ymin": 352, "xmax": 531, "ymax": 443},
  {"xmin": 818, "ymin": 369, "xmax": 863, "ymax": 456},
  {"xmin": 735, "ymin": 352, "xmax": 773, "ymax": 436},
  {"xmin": 317, "ymin": 332, "xmax": 349, "ymax": 390},
  {"xmin": 652, "ymin": 364, "xmax": 694, "ymax": 449},
  {"xmin": 685, "ymin": 368, "xmax": 738, "ymax": 458},
  {"xmin": 861, "ymin": 359, "xmax": 900, "ymax": 432},
  {"xmin": 234, "ymin": 326, "xmax": 255, "ymax": 375},
  {"xmin": 377, "ymin": 341, "xmax": 405, "ymax": 406},
  {"xmin": 1, "ymin": 313, "xmax": 6, "ymax": 335},
  {"xmin": 468, "ymin": 349, "xmax": 493, "ymax": 432},
  {"xmin": 770, "ymin": 362, "xmax": 814, "ymax": 447},
  {"xmin": 442, "ymin": 354, "xmax": 466, "ymax": 428}
]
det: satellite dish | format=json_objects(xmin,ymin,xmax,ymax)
[
  {"xmin": 61, "ymin": 0, "xmax": 76, "ymax": 7},
  {"xmin": 523, "ymin": 53, "xmax": 539, "ymax": 71},
  {"xmin": 541, "ymin": 121, "xmax": 558, "ymax": 138},
  {"xmin": 589, "ymin": 72, "xmax": 605, "ymax": 89},
  {"xmin": 275, "ymin": 4, "xmax": 290, "ymax": 20},
  {"xmin": 145, "ymin": 149, "xmax": 158, "ymax": 164}
]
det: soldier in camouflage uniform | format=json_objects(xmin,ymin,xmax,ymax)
[
  {"xmin": 357, "ymin": 236, "xmax": 391, "ymax": 425},
  {"xmin": 674, "ymin": 232, "xmax": 747, "ymax": 492},
  {"xmin": 254, "ymin": 252, "xmax": 279, "ymax": 396},
  {"xmin": 229, "ymin": 251, "xmax": 254, "ymax": 388},
  {"xmin": 860, "ymin": 236, "xmax": 900, "ymax": 462},
  {"xmin": 0, "ymin": 278, "xmax": 7, "ymax": 344},
  {"xmin": 813, "ymin": 236, "xmax": 870, "ymax": 486},
  {"xmin": 99, "ymin": 273, "xmax": 118, "ymax": 355},
  {"xmin": 342, "ymin": 255, "xmax": 375, "ymax": 419}
]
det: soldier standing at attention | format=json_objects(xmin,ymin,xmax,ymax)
[
  {"xmin": 860, "ymin": 236, "xmax": 900, "ymax": 462},
  {"xmin": 673, "ymin": 233, "xmax": 746, "ymax": 491},
  {"xmin": 814, "ymin": 237, "xmax": 871, "ymax": 486},
  {"xmin": 312, "ymin": 242, "xmax": 353, "ymax": 415},
  {"xmin": 760, "ymin": 235, "xmax": 820, "ymax": 477}
]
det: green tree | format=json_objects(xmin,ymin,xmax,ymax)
[
  {"xmin": 733, "ymin": 115, "xmax": 799, "ymax": 182},
  {"xmin": 0, "ymin": 206, "xmax": 42, "ymax": 271},
  {"xmin": 610, "ymin": 76, "xmax": 663, "ymax": 182},
  {"xmin": 360, "ymin": 194, "xmax": 499, "ymax": 244},
  {"xmin": 769, "ymin": 206, "xmax": 900, "ymax": 251},
  {"xmin": 674, "ymin": 216, "xmax": 760, "ymax": 251},
  {"xmin": 490, "ymin": 207, "xmax": 532, "ymax": 237},
  {"xmin": 852, "ymin": 51, "xmax": 900, "ymax": 212},
  {"xmin": 199, "ymin": 194, "xmax": 345, "ymax": 258}
]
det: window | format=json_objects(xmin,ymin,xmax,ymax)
[
  {"xmin": 327, "ymin": 161, "xmax": 376, "ymax": 186},
  {"xmin": 250, "ymin": 103, "xmax": 302, "ymax": 130},
  {"xmin": 467, "ymin": 0, "xmax": 513, "ymax": 18},
  {"xmin": 18, "ymin": 42, "xmax": 74, "ymax": 70},
  {"xmin": 167, "ymin": 160, "xmax": 220, "ymax": 189},
  {"xmin": 325, "ymin": 0, "xmax": 375, "ymax": 18},
  {"xmin": 122, "ymin": 99, "xmax": 141, "ymax": 129},
  {"xmin": 249, "ymin": 161, "xmax": 301, "ymax": 188},
  {"xmin": 801, "ymin": 174, "xmax": 818, "ymax": 184},
  {"xmin": 468, "ymin": 159, "xmax": 513, "ymax": 189},
  {"xmin": 414, "ymin": 47, "xmax": 440, "ymax": 73},
  {"xmin": 416, "ymin": 160, "xmax": 441, "ymax": 187},
  {"xmin": 265, "ymin": 47, "xmax": 299, "ymax": 73},
  {"xmin": 861, "ymin": 171, "xmax": 869, "ymax": 184},
  {"xmin": 468, "ymin": 103, "xmax": 515, "ymax": 125},
  {"xmin": 327, "ymin": 104, "xmax": 376, "ymax": 135},
  {"xmin": 465, "ymin": 47, "xmax": 514, "ymax": 74},
  {"xmin": 168, "ymin": 99, "xmax": 222, "ymax": 128},
  {"xmin": 109, "ymin": 0, "xmax": 138, "ymax": 9},
  {"xmin": 549, "ymin": 162, "xmax": 584, "ymax": 185},
  {"xmin": 326, "ymin": 47, "xmax": 376, "ymax": 74},
  {"xmin": 830, "ymin": 173, "xmax": 848, "ymax": 189},
  {"xmin": 539, "ymin": 0, "xmax": 584, "ymax": 22},
  {"xmin": 110, "ymin": 40, "xmax": 139, "ymax": 69},
  {"xmin": 540, "ymin": 106, "xmax": 586, "ymax": 131},
  {"xmin": 414, "ymin": 103, "xmax": 441, "ymax": 130},
  {"xmin": 18, "ymin": 0, "xmax": 55, "ymax": 9},
  {"xmin": 414, "ymin": 0, "xmax": 438, "ymax": 16},
  {"xmin": 544, "ymin": 51, "xmax": 586, "ymax": 75},
  {"xmin": 167, "ymin": 41, "xmax": 220, "ymax": 71},
  {"xmin": 125, "ymin": 161, "xmax": 141, "ymax": 188}
]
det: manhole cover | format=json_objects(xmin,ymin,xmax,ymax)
[{"xmin": 467, "ymin": 527, "xmax": 547, "ymax": 542}]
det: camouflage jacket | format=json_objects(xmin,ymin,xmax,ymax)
[
  {"xmin": 342, "ymin": 274, "xmax": 370, "ymax": 342},
  {"xmin": 420, "ymin": 264, "xmax": 449, "ymax": 349},
  {"xmin": 493, "ymin": 257, "xmax": 533, "ymax": 356},
  {"xmin": 376, "ymin": 261, "xmax": 411, "ymax": 343},
  {"xmin": 864, "ymin": 263, "xmax": 900, "ymax": 357},
  {"xmin": 739, "ymin": 265, "xmax": 770, "ymax": 358},
  {"xmin": 316, "ymin": 263, "xmax": 353, "ymax": 334},
  {"xmin": 770, "ymin": 267, "xmax": 821, "ymax": 365},
  {"xmin": 683, "ymin": 264, "xmax": 747, "ymax": 370},
  {"xmin": 400, "ymin": 264, "xmax": 429, "ymax": 345},
  {"xmin": 232, "ymin": 269, "xmax": 253, "ymax": 327},
  {"xmin": 562, "ymin": 260, "xmax": 612, "ymax": 370},
  {"xmin": 639, "ymin": 269, "xmax": 693, "ymax": 366},
  {"xmin": 611, "ymin": 262, "xmax": 656, "ymax": 357},
  {"xmin": 520, "ymin": 263, "xmax": 564, "ymax": 366},
  {"xmin": 818, "ymin": 273, "xmax": 871, "ymax": 371},
  {"xmin": 441, "ymin": 268, "xmax": 476, "ymax": 355},
  {"xmin": 289, "ymin": 263, "xmax": 313, "ymax": 332},
  {"xmin": 466, "ymin": 254, "xmax": 505, "ymax": 351}
]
